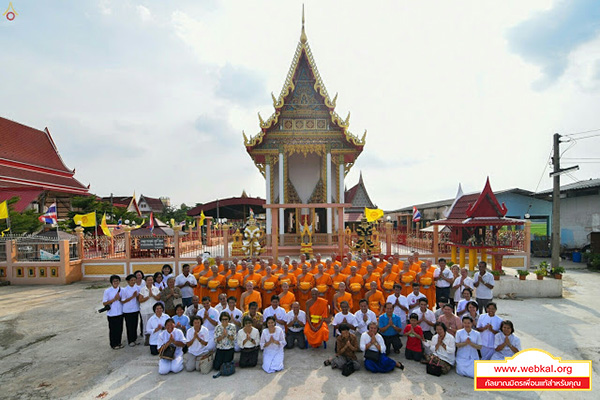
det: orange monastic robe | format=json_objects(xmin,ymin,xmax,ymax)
[
  {"xmin": 278, "ymin": 273, "xmax": 297, "ymax": 292},
  {"xmin": 410, "ymin": 262, "xmax": 421, "ymax": 273},
  {"xmin": 381, "ymin": 272, "xmax": 398, "ymax": 297},
  {"xmin": 261, "ymin": 276, "xmax": 279, "ymax": 308},
  {"xmin": 331, "ymin": 273, "xmax": 348, "ymax": 291},
  {"xmin": 225, "ymin": 272, "xmax": 244, "ymax": 302},
  {"xmin": 363, "ymin": 273, "xmax": 381, "ymax": 291},
  {"xmin": 399, "ymin": 271, "xmax": 416, "ymax": 296},
  {"xmin": 334, "ymin": 291, "xmax": 353, "ymax": 312},
  {"xmin": 358, "ymin": 262, "xmax": 370, "ymax": 276},
  {"xmin": 376, "ymin": 261, "xmax": 388, "ymax": 274},
  {"xmin": 244, "ymin": 273, "xmax": 263, "ymax": 288},
  {"xmin": 366, "ymin": 290, "xmax": 385, "ymax": 315},
  {"xmin": 347, "ymin": 275, "xmax": 365, "ymax": 313},
  {"xmin": 242, "ymin": 290, "xmax": 262, "ymax": 312},
  {"xmin": 418, "ymin": 272, "xmax": 436, "ymax": 310},
  {"xmin": 297, "ymin": 274, "xmax": 315, "ymax": 311},
  {"xmin": 279, "ymin": 291, "xmax": 296, "ymax": 312},
  {"xmin": 193, "ymin": 264, "xmax": 208, "ymax": 299},
  {"xmin": 304, "ymin": 297, "xmax": 329, "ymax": 348},
  {"xmin": 207, "ymin": 274, "xmax": 226, "ymax": 306}
]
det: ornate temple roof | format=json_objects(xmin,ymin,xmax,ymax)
[{"xmin": 244, "ymin": 8, "xmax": 365, "ymax": 174}]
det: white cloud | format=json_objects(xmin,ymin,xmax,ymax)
[{"xmin": 136, "ymin": 5, "xmax": 152, "ymax": 22}]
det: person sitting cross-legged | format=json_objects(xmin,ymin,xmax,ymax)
[
  {"xmin": 304, "ymin": 288, "xmax": 330, "ymax": 348},
  {"xmin": 157, "ymin": 318, "xmax": 186, "ymax": 375},
  {"xmin": 323, "ymin": 323, "xmax": 360, "ymax": 372},
  {"xmin": 360, "ymin": 322, "xmax": 404, "ymax": 373}
]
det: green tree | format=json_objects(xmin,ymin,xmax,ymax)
[{"xmin": 0, "ymin": 197, "xmax": 43, "ymax": 234}]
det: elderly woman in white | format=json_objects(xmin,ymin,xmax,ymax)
[
  {"xmin": 146, "ymin": 303, "xmax": 169, "ymax": 355},
  {"xmin": 157, "ymin": 318, "xmax": 186, "ymax": 375},
  {"xmin": 455, "ymin": 315, "xmax": 482, "ymax": 378},
  {"xmin": 360, "ymin": 322, "xmax": 404, "ymax": 373},
  {"xmin": 424, "ymin": 322, "xmax": 456, "ymax": 375},
  {"xmin": 237, "ymin": 316, "xmax": 261, "ymax": 368},
  {"xmin": 491, "ymin": 320, "xmax": 521, "ymax": 360},
  {"xmin": 260, "ymin": 316, "xmax": 286, "ymax": 373},
  {"xmin": 138, "ymin": 275, "xmax": 161, "ymax": 346}
]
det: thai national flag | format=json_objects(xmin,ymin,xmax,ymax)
[
  {"xmin": 412, "ymin": 206, "xmax": 421, "ymax": 222},
  {"xmin": 117, "ymin": 218, "xmax": 122, "ymax": 228},
  {"xmin": 149, "ymin": 212, "xmax": 155, "ymax": 234},
  {"xmin": 38, "ymin": 203, "xmax": 58, "ymax": 224}
]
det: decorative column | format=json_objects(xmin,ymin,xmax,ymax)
[
  {"xmin": 326, "ymin": 151, "xmax": 332, "ymax": 235},
  {"xmin": 480, "ymin": 248, "xmax": 487, "ymax": 264},
  {"xmin": 385, "ymin": 222, "xmax": 393, "ymax": 257},
  {"xmin": 468, "ymin": 248, "xmax": 477, "ymax": 271},
  {"xmin": 278, "ymin": 152, "xmax": 284, "ymax": 241},
  {"xmin": 524, "ymin": 220, "xmax": 531, "ymax": 268},
  {"xmin": 432, "ymin": 224, "xmax": 439, "ymax": 263},
  {"xmin": 265, "ymin": 162, "xmax": 271, "ymax": 235},
  {"xmin": 451, "ymin": 246, "xmax": 457, "ymax": 264},
  {"xmin": 459, "ymin": 247, "xmax": 466, "ymax": 268}
]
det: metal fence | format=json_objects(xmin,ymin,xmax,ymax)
[{"xmin": 82, "ymin": 235, "xmax": 127, "ymax": 259}]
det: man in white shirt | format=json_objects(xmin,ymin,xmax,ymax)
[
  {"xmin": 354, "ymin": 299, "xmax": 377, "ymax": 339},
  {"xmin": 175, "ymin": 264, "xmax": 197, "ymax": 308},
  {"xmin": 262, "ymin": 295, "xmax": 287, "ymax": 330},
  {"xmin": 285, "ymin": 301, "xmax": 306, "ymax": 349},
  {"xmin": 332, "ymin": 300, "xmax": 358, "ymax": 335},
  {"xmin": 406, "ymin": 283, "xmax": 427, "ymax": 313},
  {"xmin": 223, "ymin": 296, "xmax": 243, "ymax": 330},
  {"xmin": 415, "ymin": 298, "xmax": 436, "ymax": 340},
  {"xmin": 452, "ymin": 268, "xmax": 474, "ymax": 305},
  {"xmin": 214, "ymin": 293, "xmax": 228, "ymax": 313},
  {"xmin": 473, "ymin": 261, "xmax": 495, "ymax": 313},
  {"xmin": 196, "ymin": 296, "xmax": 219, "ymax": 339},
  {"xmin": 386, "ymin": 283, "xmax": 409, "ymax": 329},
  {"xmin": 434, "ymin": 258, "xmax": 454, "ymax": 307},
  {"xmin": 184, "ymin": 296, "xmax": 201, "ymax": 320}
]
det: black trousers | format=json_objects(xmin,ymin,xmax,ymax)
[
  {"xmin": 213, "ymin": 348, "xmax": 235, "ymax": 371},
  {"xmin": 285, "ymin": 330, "xmax": 306, "ymax": 349},
  {"xmin": 123, "ymin": 312, "xmax": 139, "ymax": 344},
  {"xmin": 239, "ymin": 346, "xmax": 260, "ymax": 368},
  {"xmin": 382, "ymin": 334, "xmax": 402, "ymax": 355},
  {"xmin": 405, "ymin": 348, "xmax": 423, "ymax": 362},
  {"xmin": 435, "ymin": 287, "xmax": 450, "ymax": 307},
  {"xmin": 107, "ymin": 315, "xmax": 124, "ymax": 348},
  {"xmin": 423, "ymin": 331, "xmax": 433, "ymax": 341},
  {"xmin": 138, "ymin": 311, "xmax": 144, "ymax": 336}
]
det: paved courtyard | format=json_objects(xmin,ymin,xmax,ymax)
[{"xmin": 0, "ymin": 259, "xmax": 598, "ymax": 399}]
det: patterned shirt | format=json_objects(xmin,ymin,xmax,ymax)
[{"xmin": 214, "ymin": 323, "xmax": 237, "ymax": 350}]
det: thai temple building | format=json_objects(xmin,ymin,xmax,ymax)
[{"xmin": 244, "ymin": 10, "xmax": 366, "ymax": 257}]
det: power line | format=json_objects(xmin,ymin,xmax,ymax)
[
  {"xmin": 533, "ymin": 147, "xmax": 553, "ymax": 194},
  {"xmin": 563, "ymin": 128, "xmax": 600, "ymax": 137}
]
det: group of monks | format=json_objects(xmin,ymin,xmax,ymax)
[{"xmin": 191, "ymin": 251, "xmax": 439, "ymax": 316}]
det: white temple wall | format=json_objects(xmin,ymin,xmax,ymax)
[{"xmin": 288, "ymin": 153, "xmax": 321, "ymax": 203}]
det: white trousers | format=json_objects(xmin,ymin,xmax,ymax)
[{"xmin": 158, "ymin": 356, "xmax": 184, "ymax": 375}]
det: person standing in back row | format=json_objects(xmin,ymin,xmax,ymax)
[{"xmin": 473, "ymin": 262, "xmax": 495, "ymax": 314}]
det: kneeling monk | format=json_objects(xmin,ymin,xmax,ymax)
[{"xmin": 304, "ymin": 288, "xmax": 330, "ymax": 348}]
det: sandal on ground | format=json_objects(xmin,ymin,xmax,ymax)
[
  {"xmin": 323, "ymin": 360, "xmax": 331, "ymax": 366},
  {"xmin": 396, "ymin": 362, "xmax": 405, "ymax": 370}
]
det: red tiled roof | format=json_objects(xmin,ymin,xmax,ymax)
[
  {"xmin": 139, "ymin": 195, "xmax": 166, "ymax": 212},
  {"xmin": 0, "ymin": 117, "xmax": 73, "ymax": 172},
  {"xmin": 0, "ymin": 164, "xmax": 88, "ymax": 194},
  {"xmin": 446, "ymin": 193, "xmax": 479, "ymax": 220},
  {"xmin": 188, "ymin": 196, "xmax": 266, "ymax": 217},
  {"xmin": 0, "ymin": 188, "xmax": 43, "ymax": 212}
]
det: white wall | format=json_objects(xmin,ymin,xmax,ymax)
[
  {"xmin": 560, "ymin": 194, "xmax": 600, "ymax": 248},
  {"xmin": 288, "ymin": 153, "xmax": 321, "ymax": 203}
]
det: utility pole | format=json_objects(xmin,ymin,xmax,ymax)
[{"xmin": 551, "ymin": 133, "xmax": 561, "ymax": 268}]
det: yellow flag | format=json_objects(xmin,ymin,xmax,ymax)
[
  {"xmin": 100, "ymin": 213, "xmax": 112, "ymax": 237},
  {"xmin": 133, "ymin": 219, "xmax": 145, "ymax": 229},
  {"xmin": 170, "ymin": 218, "xmax": 176, "ymax": 228},
  {"xmin": 73, "ymin": 211, "xmax": 96, "ymax": 227},
  {"xmin": 199, "ymin": 210, "xmax": 206, "ymax": 227},
  {"xmin": 1, "ymin": 227, "xmax": 9, "ymax": 237},
  {"xmin": 0, "ymin": 201, "xmax": 8, "ymax": 219},
  {"xmin": 364, "ymin": 207, "xmax": 384, "ymax": 222},
  {"xmin": 189, "ymin": 219, "xmax": 196, "ymax": 229}
]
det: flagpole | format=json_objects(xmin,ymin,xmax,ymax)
[
  {"xmin": 55, "ymin": 198, "xmax": 59, "ymax": 236},
  {"xmin": 7, "ymin": 214, "xmax": 11, "ymax": 235},
  {"xmin": 95, "ymin": 213, "xmax": 99, "ymax": 256}
]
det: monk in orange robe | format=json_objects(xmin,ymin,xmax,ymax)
[
  {"xmin": 225, "ymin": 263, "xmax": 243, "ymax": 303},
  {"xmin": 304, "ymin": 288, "xmax": 330, "ymax": 348},
  {"xmin": 308, "ymin": 259, "xmax": 319, "ymax": 275},
  {"xmin": 256, "ymin": 260, "xmax": 267, "ymax": 277},
  {"xmin": 365, "ymin": 281, "xmax": 385, "ymax": 315},
  {"xmin": 330, "ymin": 264, "xmax": 348, "ymax": 293},
  {"xmin": 192, "ymin": 258, "xmax": 210, "ymax": 299},
  {"xmin": 296, "ymin": 264, "xmax": 315, "ymax": 311},
  {"xmin": 332, "ymin": 282, "xmax": 353, "ymax": 313},
  {"xmin": 214, "ymin": 256, "xmax": 226, "ymax": 273},
  {"xmin": 417, "ymin": 262, "xmax": 436, "ymax": 310},
  {"xmin": 375, "ymin": 258, "xmax": 389, "ymax": 275},
  {"xmin": 362, "ymin": 265, "xmax": 381, "ymax": 291},
  {"xmin": 314, "ymin": 264, "xmax": 332, "ymax": 299},
  {"xmin": 315, "ymin": 253, "xmax": 326, "ymax": 268},
  {"xmin": 260, "ymin": 267, "xmax": 279, "ymax": 308},
  {"xmin": 277, "ymin": 264, "xmax": 297, "ymax": 293},
  {"xmin": 410, "ymin": 253, "xmax": 422, "ymax": 272},
  {"xmin": 398, "ymin": 262, "xmax": 416, "ymax": 297},
  {"xmin": 381, "ymin": 263, "xmax": 399, "ymax": 298},
  {"xmin": 340, "ymin": 258, "xmax": 352, "ymax": 275},
  {"xmin": 278, "ymin": 282, "xmax": 296, "ymax": 312},
  {"xmin": 291, "ymin": 260, "xmax": 303, "ymax": 277},
  {"xmin": 243, "ymin": 265, "xmax": 263, "ymax": 289},
  {"xmin": 240, "ymin": 281, "xmax": 262, "ymax": 312},
  {"xmin": 206, "ymin": 265, "xmax": 225, "ymax": 306},
  {"xmin": 346, "ymin": 266, "xmax": 365, "ymax": 313},
  {"xmin": 358, "ymin": 254, "xmax": 371, "ymax": 276},
  {"xmin": 346, "ymin": 252, "xmax": 358, "ymax": 267},
  {"xmin": 324, "ymin": 259, "xmax": 335, "ymax": 275},
  {"xmin": 330, "ymin": 252, "xmax": 342, "ymax": 267}
]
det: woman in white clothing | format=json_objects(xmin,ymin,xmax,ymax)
[
  {"xmin": 237, "ymin": 316, "xmax": 261, "ymax": 368},
  {"xmin": 260, "ymin": 316, "xmax": 286, "ymax": 373},
  {"xmin": 455, "ymin": 315, "xmax": 482, "ymax": 378},
  {"xmin": 360, "ymin": 322, "xmax": 404, "ymax": 373},
  {"xmin": 492, "ymin": 320, "xmax": 521, "ymax": 360},
  {"xmin": 146, "ymin": 303, "xmax": 169, "ymax": 355},
  {"xmin": 157, "ymin": 319, "xmax": 186, "ymax": 375},
  {"xmin": 185, "ymin": 316, "xmax": 214, "ymax": 373},
  {"xmin": 139, "ymin": 275, "xmax": 161, "ymax": 346},
  {"xmin": 153, "ymin": 272, "xmax": 166, "ymax": 291},
  {"xmin": 476, "ymin": 302, "xmax": 502, "ymax": 360},
  {"xmin": 102, "ymin": 274, "xmax": 123, "ymax": 349},
  {"xmin": 424, "ymin": 322, "xmax": 456, "ymax": 375}
]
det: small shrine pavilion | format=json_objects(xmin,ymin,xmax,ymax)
[
  {"xmin": 431, "ymin": 178, "xmax": 525, "ymax": 270},
  {"xmin": 243, "ymin": 10, "xmax": 365, "ymax": 257}
]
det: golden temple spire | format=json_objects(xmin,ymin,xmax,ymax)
[{"xmin": 300, "ymin": 4, "xmax": 307, "ymax": 44}]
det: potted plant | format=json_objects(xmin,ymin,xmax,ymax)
[
  {"xmin": 534, "ymin": 267, "xmax": 546, "ymax": 280},
  {"xmin": 491, "ymin": 270, "xmax": 501, "ymax": 281},
  {"xmin": 517, "ymin": 269, "xmax": 529, "ymax": 281},
  {"xmin": 551, "ymin": 266, "xmax": 565, "ymax": 279}
]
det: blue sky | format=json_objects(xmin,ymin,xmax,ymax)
[{"xmin": 1, "ymin": 0, "xmax": 599, "ymax": 210}]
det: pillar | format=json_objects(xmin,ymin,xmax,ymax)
[
  {"xmin": 432, "ymin": 224, "xmax": 439, "ymax": 263},
  {"xmin": 326, "ymin": 152, "xmax": 332, "ymax": 235},
  {"xmin": 524, "ymin": 220, "xmax": 531, "ymax": 268},
  {"xmin": 173, "ymin": 225, "xmax": 181, "ymax": 260},
  {"xmin": 206, "ymin": 218, "xmax": 212, "ymax": 246},
  {"xmin": 266, "ymin": 163, "xmax": 271, "ymax": 235},
  {"xmin": 385, "ymin": 222, "xmax": 393, "ymax": 257},
  {"xmin": 451, "ymin": 245, "xmax": 457, "ymax": 264},
  {"xmin": 480, "ymin": 248, "xmax": 487, "ymax": 264},
  {"xmin": 59, "ymin": 240, "xmax": 70, "ymax": 285},
  {"xmin": 491, "ymin": 248, "xmax": 497, "ymax": 269},
  {"xmin": 468, "ymin": 248, "xmax": 477, "ymax": 271},
  {"xmin": 338, "ymin": 207, "xmax": 345, "ymax": 256},
  {"xmin": 223, "ymin": 225, "xmax": 229, "ymax": 260},
  {"xmin": 75, "ymin": 226, "xmax": 85, "ymax": 259},
  {"xmin": 459, "ymin": 247, "xmax": 465, "ymax": 268},
  {"xmin": 272, "ymin": 208, "xmax": 279, "ymax": 260},
  {"xmin": 278, "ymin": 152, "xmax": 284, "ymax": 241}
]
